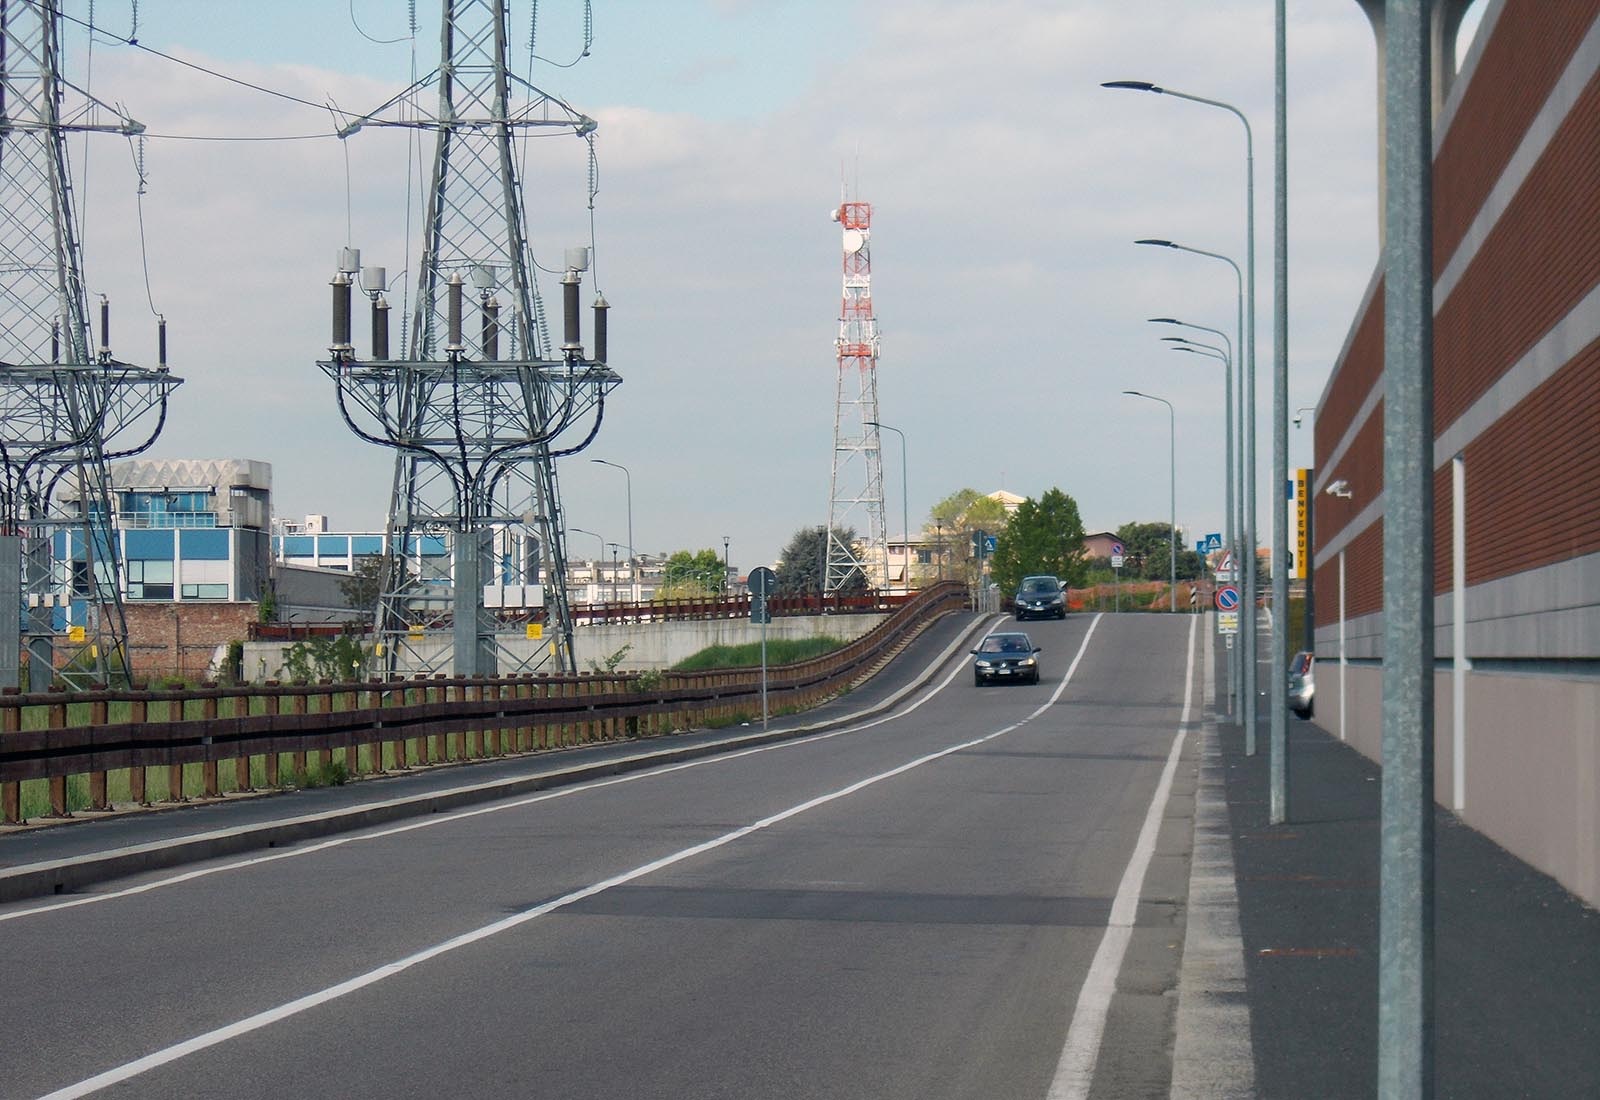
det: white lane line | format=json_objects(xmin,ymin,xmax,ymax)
[
  {"xmin": 30, "ymin": 615, "xmax": 1102, "ymax": 1100},
  {"xmin": 2, "ymin": 614, "xmax": 1010, "ymax": 926},
  {"xmin": 1046, "ymin": 613, "xmax": 1197, "ymax": 1100}
]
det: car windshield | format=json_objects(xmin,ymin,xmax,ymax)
[
  {"xmin": 980, "ymin": 635, "xmax": 1031, "ymax": 654},
  {"xmin": 1021, "ymin": 579, "xmax": 1058, "ymax": 594},
  {"xmin": 1291, "ymin": 652, "xmax": 1313, "ymax": 675}
]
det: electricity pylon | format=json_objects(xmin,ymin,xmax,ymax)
[
  {"xmin": 321, "ymin": 0, "xmax": 617, "ymax": 677},
  {"xmin": 0, "ymin": 0, "xmax": 181, "ymax": 689}
]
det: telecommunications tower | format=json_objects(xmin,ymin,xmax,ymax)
[
  {"xmin": 321, "ymin": 0, "xmax": 618, "ymax": 678},
  {"xmin": 0, "ymin": 1, "xmax": 181, "ymax": 689},
  {"xmin": 823, "ymin": 200, "xmax": 886, "ymax": 596}
]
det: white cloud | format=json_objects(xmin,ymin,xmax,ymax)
[{"xmin": 52, "ymin": 1, "xmax": 1386, "ymax": 569}]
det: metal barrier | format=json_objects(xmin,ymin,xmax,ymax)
[{"xmin": 1, "ymin": 582, "xmax": 968, "ymax": 823}]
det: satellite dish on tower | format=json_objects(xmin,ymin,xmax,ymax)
[
  {"xmin": 841, "ymin": 229, "xmax": 865, "ymax": 253},
  {"xmin": 829, "ymin": 207, "xmax": 842, "ymax": 222}
]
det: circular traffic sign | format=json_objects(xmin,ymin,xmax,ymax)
[
  {"xmin": 1215, "ymin": 584, "xmax": 1240, "ymax": 611},
  {"xmin": 748, "ymin": 566, "xmax": 778, "ymax": 597}
]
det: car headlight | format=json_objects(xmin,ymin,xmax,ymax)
[
  {"xmin": 975, "ymin": 660, "xmax": 992, "ymax": 668},
  {"xmin": 1020, "ymin": 658, "xmax": 1036, "ymax": 666}
]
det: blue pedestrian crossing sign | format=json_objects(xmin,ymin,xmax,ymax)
[{"xmin": 1203, "ymin": 532, "xmax": 1223, "ymax": 553}]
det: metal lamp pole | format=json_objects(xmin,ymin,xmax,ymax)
[
  {"xmin": 1137, "ymin": 237, "xmax": 1255, "ymax": 751},
  {"xmin": 1111, "ymin": 79, "xmax": 1258, "ymax": 753},
  {"xmin": 590, "ymin": 459, "xmax": 633, "ymax": 562},
  {"xmin": 1122, "ymin": 391, "xmax": 1176, "ymax": 613},
  {"xmin": 866, "ymin": 420, "xmax": 908, "ymax": 593},
  {"xmin": 722, "ymin": 535, "xmax": 730, "ymax": 594}
]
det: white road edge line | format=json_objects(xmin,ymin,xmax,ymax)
[
  {"xmin": 32, "ymin": 614, "xmax": 1101, "ymax": 1100},
  {"xmin": 2, "ymin": 613, "xmax": 1009, "ymax": 926},
  {"xmin": 1046, "ymin": 613, "xmax": 1197, "ymax": 1100}
]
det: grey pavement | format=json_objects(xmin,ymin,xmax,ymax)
[{"xmin": 1209, "ymin": 634, "xmax": 1600, "ymax": 1098}]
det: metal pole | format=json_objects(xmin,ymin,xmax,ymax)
[
  {"xmin": 1167, "ymin": 399, "xmax": 1176, "ymax": 612},
  {"xmin": 591, "ymin": 459, "xmax": 633, "ymax": 561},
  {"xmin": 1379, "ymin": 2, "xmax": 1435, "ymax": 1094},
  {"xmin": 1452, "ymin": 456, "xmax": 1467, "ymax": 811},
  {"xmin": 1270, "ymin": 0, "xmax": 1290, "ymax": 825},
  {"xmin": 868, "ymin": 422, "xmax": 909, "ymax": 594},
  {"xmin": 760, "ymin": 614, "xmax": 769, "ymax": 730}
]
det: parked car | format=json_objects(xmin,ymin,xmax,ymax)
[
  {"xmin": 971, "ymin": 631, "xmax": 1042, "ymax": 685},
  {"xmin": 1013, "ymin": 575, "xmax": 1066, "ymax": 620},
  {"xmin": 1289, "ymin": 650, "xmax": 1315, "ymax": 718}
]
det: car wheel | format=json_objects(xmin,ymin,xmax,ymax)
[
  {"xmin": 1056, "ymin": 609, "xmax": 1066, "ymax": 620},
  {"xmin": 1030, "ymin": 670, "xmax": 1040, "ymax": 684},
  {"xmin": 974, "ymin": 672, "xmax": 984, "ymax": 687},
  {"xmin": 1293, "ymin": 706, "xmax": 1310, "ymax": 719}
]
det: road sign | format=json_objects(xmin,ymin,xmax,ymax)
[
  {"xmin": 750, "ymin": 596, "xmax": 772, "ymax": 625},
  {"xmin": 1294, "ymin": 467, "xmax": 1311, "ymax": 580},
  {"xmin": 1110, "ymin": 555, "xmax": 1124, "ymax": 569},
  {"xmin": 1112, "ymin": 541, "xmax": 1125, "ymax": 556},
  {"xmin": 748, "ymin": 566, "xmax": 777, "ymax": 597},
  {"xmin": 1215, "ymin": 584, "xmax": 1240, "ymax": 611},
  {"xmin": 1218, "ymin": 610, "xmax": 1239, "ymax": 635},
  {"xmin": 985, "ymin": 534, "xmax": 997, "ymax": 553},
  {"xmin": 1219, "ymin": 551, "xmax": 1233, "ymax": 570},
  {"xmin": 1203, "ymin": 532, "xmax": 1223, "ymax": 553}
]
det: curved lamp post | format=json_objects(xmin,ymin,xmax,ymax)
[
  {"xmin": 590, "ymin": 459, "xmax": 633, "ymax": 562},
  {"xmin": 865, "ymin": 420, "xmax": 908, "ymax": 594},
  {"xmin": 1122, "ymin": 390, "xmax": 1176, "ymax": 613}
]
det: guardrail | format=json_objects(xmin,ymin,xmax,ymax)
[{"xmin": 1, "ymin": 581, "xmax": 969, "ymax": 824}]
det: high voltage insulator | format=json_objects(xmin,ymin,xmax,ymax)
[
  {"xmin": 0, "ymin": 1, "xmax": 181, "ymax": 690},
  {"xmin": 320, "ymin": 0, "xmax": 618, "ymax": 679}
]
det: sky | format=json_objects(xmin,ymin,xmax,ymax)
[{"xmin": 52, "ymin": 0, "xmax": 1484, "ymax": 573}]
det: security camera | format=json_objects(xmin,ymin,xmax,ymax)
[
  {"xmin": 1325, "ymin": 479, "xmax": 1352, "ymax": 499},
  {"xmin": 1293, "ymin": 414, "xmax": 1302, "ymax": 428}
]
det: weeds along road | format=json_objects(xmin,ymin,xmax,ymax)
[{"xmin": 2, "ymin": 612, "xmax": 1204, "ymax": 1100}]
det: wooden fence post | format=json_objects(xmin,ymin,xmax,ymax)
[
  {"xmin": 261, "ymin": 687, "xmax": 281, "ymax": 787},
  {"xmin": 89, "ymin": 691, "xmax": 111, "ymax": 810},
  {"xmin": 3, "ymin": 692, "xmax": 22, "ymax": 822},
  {"xmin": 233, "ymin": 692, "xmax": 252, "ymax": 793},
  {"xmin": 201, "ymin": 691, "xmax": 221, "ymax": 798},
  {"xmin": 47, "ymin": 692, "xmax": 69, "ymax": 816}
]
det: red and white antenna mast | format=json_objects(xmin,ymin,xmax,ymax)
[{"xmin": 823, "ymin": 199, "xmax": 887, "ymax": 596}]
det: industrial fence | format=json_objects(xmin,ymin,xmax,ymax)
[{"xmin": 1, "ymin": 581, "xmax": 968, "ymax": 824}]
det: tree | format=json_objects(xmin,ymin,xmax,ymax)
[
  {"xmin": 660, "ymin": 548, "xmax": 725, "ymax": 597},
  {"xmin": 774, "ymin": 525, "xmax": 866, "ymax": 596},
  {"xmin": 337, "ymin": 555, "xmax": 385, "ymax": 619},
  {"xmin": 927, "ymin": 488, "xmax": 1011, "ymax": 587},
  {"xmin": 1112, "ymin": 522, "xmax": 1206, "ymax": 582},
  {"xmin": 990, "ymin": 488, "xmax": 1088, "ymax": 593}
]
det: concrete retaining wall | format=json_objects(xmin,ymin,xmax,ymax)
[{"xmin": 241, "ymin": 613, "xmax": 888, "ymax": 680}]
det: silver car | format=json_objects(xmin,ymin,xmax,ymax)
[{"xmin": 1288, "ymin": 651, "xmax": 1314, "ymax": 718}]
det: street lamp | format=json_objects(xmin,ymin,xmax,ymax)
[
  {"xmin": 1137, "ymin": 237, "xmax": 1257, "ymax": 747},
  {"xmin": 590, "ymin": 459, "xmax": 633, "ymax": 562},
  {"xmin": 1110, "ymin": 76, "xmax": 1259, "ymax": 752},
  {"xmin": 567, "ymin": 527, "xmax": 604, "ymax": 603},
  {"xmin": 1122, "ymin": 390, "xmax": 1176, "ymax": 613},
  {"xmin": 722, "ymin": 536, "xmax": 731, "ymax": 594},
  {"xmin": 1294, "ymin": 405, "xmax": 1315, "ymax": 428},
  {"xmin": 865, "ymin": 420, "xmax": 908, "ymax": 594}
]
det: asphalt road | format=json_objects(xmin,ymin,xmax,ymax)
[{"xmin": 1, "ymin": 611, "xmax": 1205, "ymax": 1100}]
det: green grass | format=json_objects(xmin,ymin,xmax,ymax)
[{"xmin": 672, "ymin": 635, "xmax": 849, "ymax": 671}]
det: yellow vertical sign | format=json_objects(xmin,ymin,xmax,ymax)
[{"xmin": 1294, "ymin": 467, "xmax": 1310, "ymax": 579}]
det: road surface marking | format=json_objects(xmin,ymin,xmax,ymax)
[
  {"xmin": 1048, "ymin": 613, "xmax": 1196, "ymax": 1100},
  {"xmin": 31, "ymin": 616, "xmax": 1103, "ymax": 1100}
]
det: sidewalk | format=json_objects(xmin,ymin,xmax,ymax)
[
  {"xmin": 1214, "ymin": 688, "xmax": 1600, "ymax": 1096},
  {"xmin": 0, "ymin": 611, "xmax": 992, "ymax": 903}
]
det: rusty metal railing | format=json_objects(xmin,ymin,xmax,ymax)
[{"xmin": 1, "ymin": 582, "xmax": 968, "ymax": 823}]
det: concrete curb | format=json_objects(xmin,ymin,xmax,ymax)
[{"xmin": 0, "ymin": 611, "xmax": 1000, "ymax": 903}]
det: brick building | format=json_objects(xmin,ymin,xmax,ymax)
[{"xmin": 1311, "ymin": 2, "xmax": 1600, "ymax": 905}]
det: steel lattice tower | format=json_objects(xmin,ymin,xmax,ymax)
[
  {"xmin": 823, "ymin": 200, "xmax": 886, "ymax": 596},
  {"xmin": 0, "ymin": 0, "xmax": 181, "ymax": 689},
  {"xmin": 321, "ymin": 0, "xmax": 617, "ymax": 678}
]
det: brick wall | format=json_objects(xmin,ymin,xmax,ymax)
[
  {"xmin": 123, "ymin": 602, "xmax": 258, "ymax": 681},
  {"xmin": 1314, "ymin": 2, "xmax": 1600, "ymax": 618}
]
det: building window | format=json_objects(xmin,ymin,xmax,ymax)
[
  {"xmin": 127, "ymin": 559, "xmax": 175, "ymax": 600},
  {"xmin": 180, "ymin": 583, "xmax": 230, "ymax": 600},
  {"xmin": 916, "ymin": 549, "xmax": 932, "ymax": 564}
]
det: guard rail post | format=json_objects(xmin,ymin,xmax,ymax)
[
  {"xmin": 2, "ymin": 691, "xmax": 19, "ymax": 822},
  {"xmin": 201, "ymin": 691, "xmax": 221, "ymax": 798},
  {"xmin": 289, "ymin": 686, "xmax": 308, "ymax": 780},
  {"xmin": 385, "ymin": 680, "xmax": 408, "ymax": 770},
  {"xmin": 449, "ymin": 679, "xmax": 466, "ymax": 761},
  {"xmin": 47, "ymin": 691, "xmax": 68, "ymax": 816},
  {"xmin": 233, "ymin": 692, "xmax": 253, "ymax": 792},
  {"xmin": 261, "ymin": 688, "xmax": 281, "ymax": 787},
  {"xmin": 89, "ymin": 692, "xmax": 111, "ymax": 810}
]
